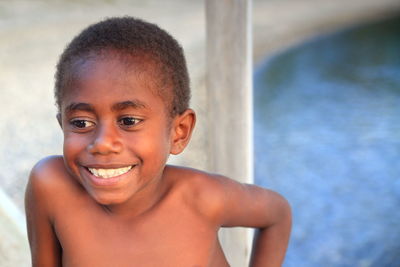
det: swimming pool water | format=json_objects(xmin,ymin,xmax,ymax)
[{"xmin": 254, "ymin": 16, "xmax": 400, "ymax": 267}]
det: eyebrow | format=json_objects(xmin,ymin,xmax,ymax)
[
  {"xmin": 111, "ymin": 100, "xmax": 148, "ymax": 111},
  {"xmin": 64, "ymin": 100, "xmax": 148, "ymax": 114},
  {"xmin": 65, "ymin": 102, "xmax": 94, "ymax": 113}
]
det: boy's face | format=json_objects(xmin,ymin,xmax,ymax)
[{"xmin": 59, "ymin": 55, "xmax": 188, "ymax": 206}]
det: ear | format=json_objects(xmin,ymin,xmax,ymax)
[
  {"xmin": 169, "ymin": 109, "xmax": 196, "ymax": 155},
  {"xmin": 56, "ymin": 113, "xmax": 63, "ymax": 129}
]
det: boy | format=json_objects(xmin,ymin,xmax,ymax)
[{"xmin": 25, "ymin": 17, "xmax": 291, "ymax": 267}]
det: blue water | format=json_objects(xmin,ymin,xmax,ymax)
[{"xmin": 254, "ymin": 16, "xmax": 400, "ymax": 267}]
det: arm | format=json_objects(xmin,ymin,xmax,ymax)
[
  {"xmin": 213, "ymin": 176, "xmax": 292, "ymax": 267},
  {"xmin": 248, "ymin": 190, "xmax": 291, "ymax": 267},
  {"xmin": 25, "ymin": 160, "xmax": 62, "ymax": 267}
]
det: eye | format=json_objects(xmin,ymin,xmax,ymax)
[
  {"xmin": 118, "ymin": 117, "xmax": 142, "ymax": 128},
  {"xmin": 70, "ymin": 119, "xmax": 95, "ymax": 129}
]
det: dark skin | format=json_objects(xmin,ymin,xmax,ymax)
[{"xmin": 25, "ymin": 54, "xmax": 291, "ymax": 267}]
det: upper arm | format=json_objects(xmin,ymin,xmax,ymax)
[
  {"xmin": 209, "ymin": 175, "xmax": 291, "ymax": 229},
  {"xmin": 25, "ymin": 157, "xmax": 62, "ymax": 267},
  {"xmin": 193, "ymin": 174, "xmax": 291, "ymax": 266}
]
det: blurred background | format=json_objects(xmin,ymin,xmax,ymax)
[
  {"xmin": 254, "ymin": 16, "xmax": 400, "ymax": 267},
  {"xmin": 1, "ymin": 0, "xmax": 400, "ymax": 266}
]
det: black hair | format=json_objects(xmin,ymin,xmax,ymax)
[{"xmin": 55, "ymin": 16, "xmax": 190, "ymax": 116}]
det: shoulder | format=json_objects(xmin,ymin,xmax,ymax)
[
  {"xmin": 25, "ymin": 156, "xmax": 65, "ymax": 265},
  {"xmin": 164, "ymin": 165, "xmax": 228, "ymax": 197},
  {"xmin": 164, "ymin": 165, "xmax": 291, "ymax": 228},
  {"xmin": 27, "ymin": 155, "xmax": 72, "ymax": 192},
  {"xmin": 164, "ymin": 165, "xmax": 235, "ymax": 224},
  {"xmin": 29, "ymin": 155, "xmax": 65, "ymax": 179},
  {"xmin": 26, "ymin": 155, "xmax": 79, "ymax": 218}
]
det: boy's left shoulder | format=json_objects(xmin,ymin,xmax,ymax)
[
  {"xmin": 163, "ymin": 165, "xmax": 291, "ymax": 229},
  {"xmin": 164, "ymin": 165, "xmax": 229, "ymax": 197},
  {"xmin": 164, "ymin": 165, "xmax": 236, "ymax": 223}
]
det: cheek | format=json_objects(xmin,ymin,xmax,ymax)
[
  {"xmin": 131, "ymin": 129, "xmax": 171, "ymax": 162},
  {"xmin": 63, "ymin": 133, "xmax": 88, "ymax": 161}
]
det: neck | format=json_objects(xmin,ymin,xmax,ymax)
[{"xmin": 102, "ymin": 170, "xmax": 168, "ymax": 220}]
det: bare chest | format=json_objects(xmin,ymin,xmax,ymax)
[{"xmin": 54, "ymin": 203, "xmax": 226, "ymax": 267}]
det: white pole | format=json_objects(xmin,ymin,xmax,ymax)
[{"xmin": 205, "ymin": 0, "xmax": 253, "ymax": 266}]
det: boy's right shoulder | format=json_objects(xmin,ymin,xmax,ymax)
[
  {"xmin": 26, "ymin": 156, "xmax": 75, "ymax": 220},
  {"xmin": 27, "ymin": 155, "xmax": 77, "ymax": 202},
  {"xmin": 29, "ymin": 155, "xmax": 68, "ymax": 183}
]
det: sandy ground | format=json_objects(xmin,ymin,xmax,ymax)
[{"xmin": 0, "ymin": 0, "xmax": 399, "ymax": 265}]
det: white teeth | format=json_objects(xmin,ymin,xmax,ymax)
[{"xmin": 88, "ymin": 166, "xmax": 133, "ymax": 179}]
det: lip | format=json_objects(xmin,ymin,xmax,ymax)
[
  {"xmin": 82, "ymin": 164, "xmax": 136, "ymax": 187},
  {"xmin": 84, "ymin": 163, "xmax": 135, "ymax": 169}
]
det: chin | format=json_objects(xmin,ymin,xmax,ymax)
[{"xmin": 90, "ymin": 191, "xmax": 130, "ymax": 206}]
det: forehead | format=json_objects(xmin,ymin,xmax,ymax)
[
  {"xmin": 71, "ymin": 52, "xmax": 159, "ymax": 88},
  {"xmin": 61, "ymin": 51, "xmax": 173, "ymax": 112},
  {"xmin": 61, "ymin": 55, "xmax": 166, "ymax": 110}
]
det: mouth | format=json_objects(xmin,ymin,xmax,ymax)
[{"xmin": 86, "ymin": 166, "xmax": 133, "ymax": 179}]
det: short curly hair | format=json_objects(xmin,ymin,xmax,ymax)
[{"xmin": 55, "ymin": 16, "xmax": 190, "ymax": 116}]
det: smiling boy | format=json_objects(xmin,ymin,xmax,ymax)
[{"xmin": 25, "ymin": 17, "xmax": 291, "ymax": 267}]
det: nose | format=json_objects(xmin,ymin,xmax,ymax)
[{"xmin": 87, "ymin": 122, "xmax": 123, "ymax": 155}]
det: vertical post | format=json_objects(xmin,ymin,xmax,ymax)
[{"xmin": 205, "ymin": 0, "xmax": 253, "ymax": 266}]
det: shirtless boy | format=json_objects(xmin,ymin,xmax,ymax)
[{"xmin": 25, "ymin": 17, "xmax": 291, "ymax": 267}]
